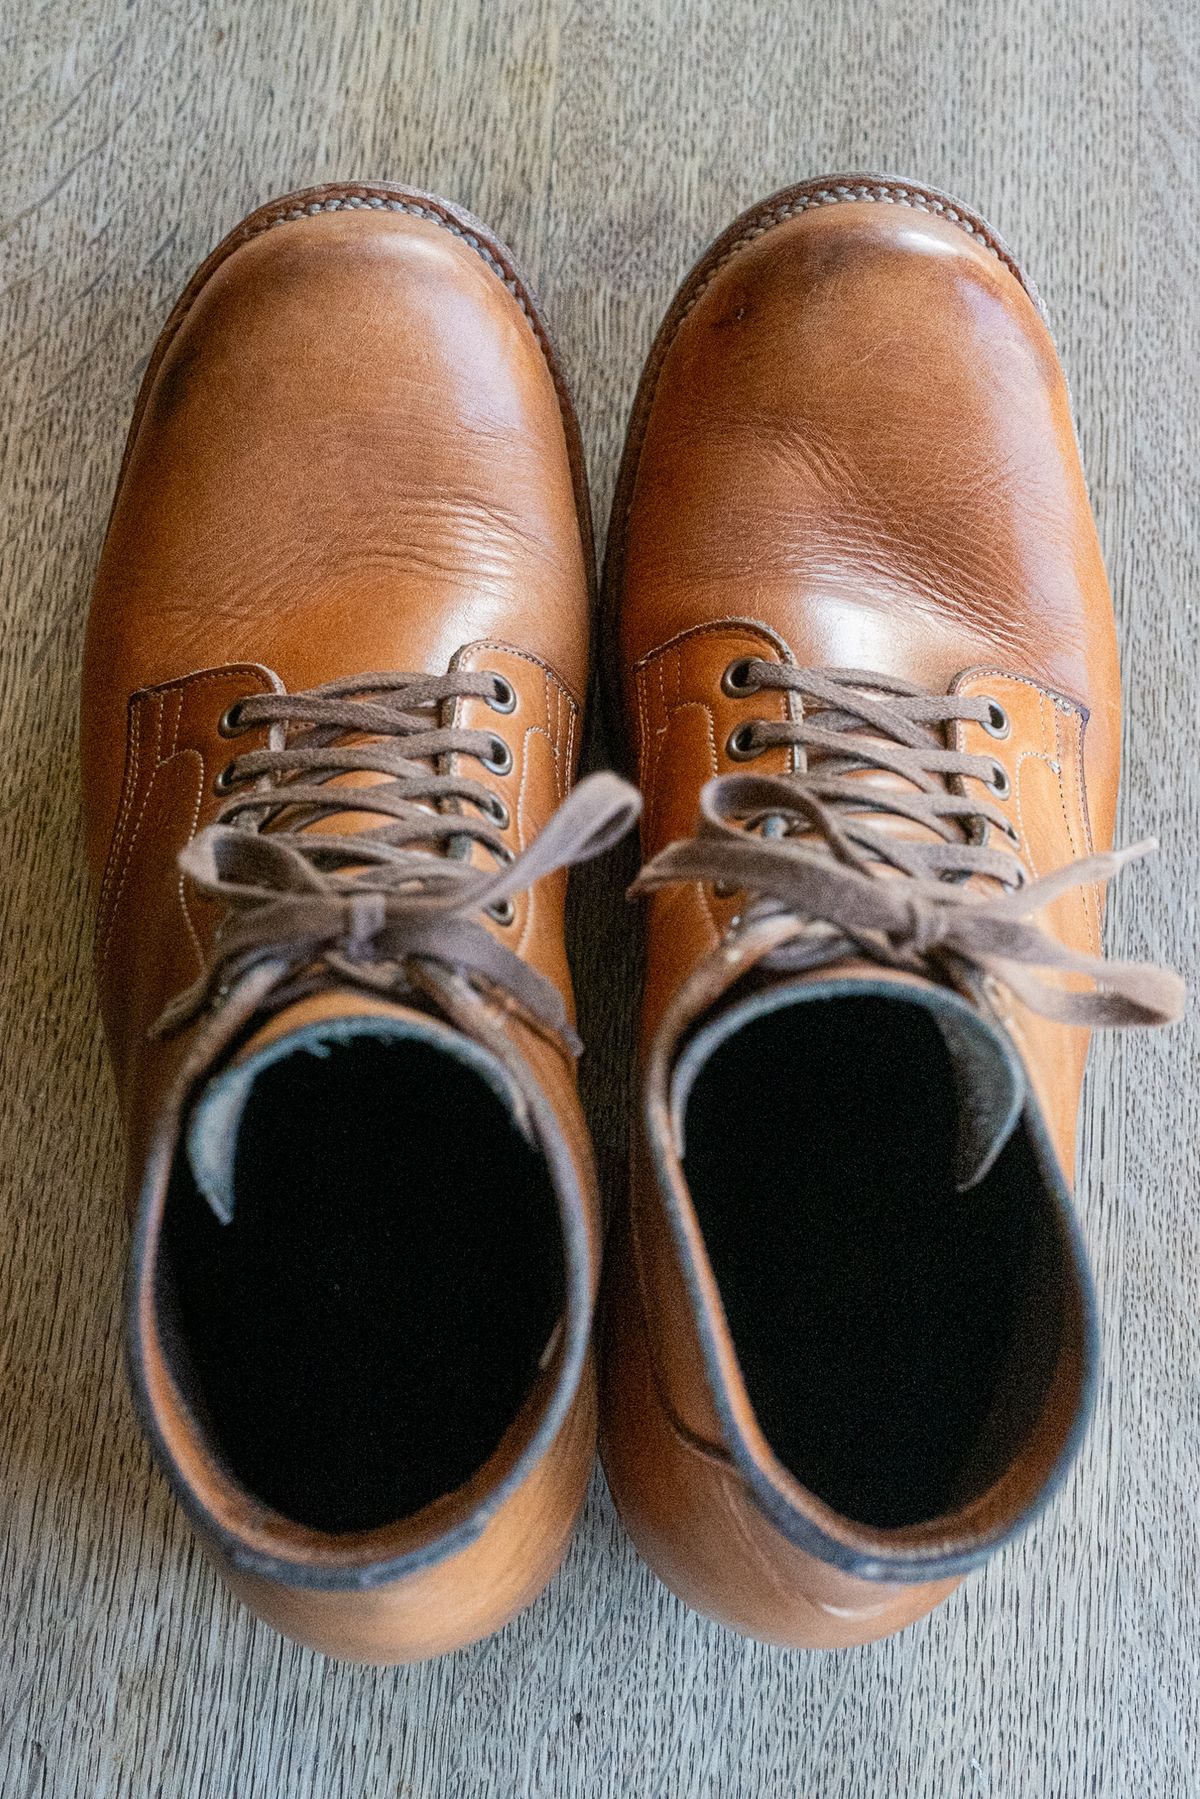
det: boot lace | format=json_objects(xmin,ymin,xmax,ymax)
[
  {"xmin": 632, "ymin": 665, "xmax": 1182, "ymax": 1027},
  {"xmin": 155, "ymin": 669, "xmax": 639, "ymax": 1049}
]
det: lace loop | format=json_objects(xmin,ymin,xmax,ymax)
[
  {"xmin": 154, "ymin": 670, "xmax": 641, "ymax": 1049},
  {"xmin": 633, "ymin": 670, "xmax": 1184, "ymax": 1030}
]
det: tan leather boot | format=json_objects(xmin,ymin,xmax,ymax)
[
  {"xmin": 601, "ymin": 174, "xmax": 1183, "ymax": 1647},
  {"xmin": 82, "ymin": 184, "xmax": 637, "ymax": 1662}
]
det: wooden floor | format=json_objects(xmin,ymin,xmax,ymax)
[{"xmin": 2, "ymin": 1, "xmax": 1197, "ymax": 1794}]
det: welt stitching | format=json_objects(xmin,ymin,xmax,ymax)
[
  {"xmin": 674, "ymin": 185, "xmax": 1020, "ymax": 337},
  {"xmin": 613, "ymin": 185, "xmax": 1033, "ymax": 561},
  {"xmin": 245, "ymin": 192, "xmax": 573, "ymax": 419}
]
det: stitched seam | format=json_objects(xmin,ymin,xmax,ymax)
[
  {"xmin": 513, "ymin": 723, "xmax": 535, "ymax": 954},
  {"xmin": 644, "ymin": 698, "xmax": 724, "ymax": 937},
  {"xmin": 96, "ymin": 697, "xmax": 143, "ymax": 936},
  {"xmin": 1054, "ymin": 706, "xmax": 1100, "ymax": 957},
  {"xmin": 253, "ymin": 193, "xmax": 548, "ymax": 341},
  {"xmin": 95, "ymin": 667, "xmax": 275, "ymax": 971},
  {"xmin": 149, "ymin": 188, "xmax": 581, "ymax": 436},
  {"xmin": 672, "ymin": 185, "xmax": 1020, "ymax": 342},
  {"xmin": 456, "ymin": 639, "xmax": 584, "ymax": 714},
  {"xmin": 96, "ymin": 690, "xmax": 165, "ymax": 978},
  {"xmin": 636, "ymin": 626, "xmax": 798, "ymax": 856},
  {"xmin": 564, "ymin": 685, "xmax": 577, "ymax": 781},
  {"xmin": 635, "ymin": 664, "xmax": 652, "ymax": 795},
  {"xmin": 1073, "ymin": 706, "xmax": 1103, "ymax": 947},
  {"xmin": 633, "ymin": 616, "xmax": 798, "ymax": 674},
  {"xmin": 628, "ymin": 1207, "xmax": 731, "ymax": 1466},
  {"xmin": 97, "ymin": 762, "xmax": 166, "ymax": 982},
  {"xmin": 1011, "ymin": 748, "xmax": 1061, "ymax": 881},
  {"xmin": 175, "ymin": 749, "xmax": 207, "ymax": 970}
]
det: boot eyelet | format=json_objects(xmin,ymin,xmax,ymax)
[
  {"xmin": 721, "ymin": 658, "xmax": 761, "ymax": 697},
  {"xmin": 987, "ymin": 761, "xmax": 1011, "ymax": 799},
  {"xmin": 487, "ymin": 898, "xmax": 516, "ymax": 926},
  {"xmin": 218, "ymin": 700, "xmax": 250, "ymax": 738},
  {"xmin": 483, "ymin": 793, "xmax": 510, "ymax": 829},
  {"xmin": 487, "ymin": 675, "xmax": 517, "ymax": 714},
  {"xmin": 981, "ymin": 699, "xmax": 1011, "ymax": 739},
  {"xmin": 213, "ymin": 762, "xmax": 246, "ymax": 795},
  {"xmin": 726, "ymin": 723, "xmax": 762, "ymax": 761},
  {"xmin": 481, "ymin": 735, "xmax": 513, "ymax": 775}
]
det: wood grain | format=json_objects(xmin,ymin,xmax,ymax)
[{"xmin": 1, "ymin": 1, "xmax": 1196, "ymax": 1793}]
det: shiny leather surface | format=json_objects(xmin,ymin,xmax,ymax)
[
  {"xmin": 602, "ymin": 176, "xmax": 1120, "ymax": 1646},
  {"xmin": 82, "ymin": 184, "xmax": 597, "ymax": 1660}
]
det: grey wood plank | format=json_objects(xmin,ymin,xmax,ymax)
[{"xmin": 0, "ymin": 1, "xmax": 1194, "ymax": 1794}]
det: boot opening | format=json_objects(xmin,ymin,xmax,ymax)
[
  {"xmin": 681, "ymin": 993, "xmax": 1071, "ymax": 1529},
  {"xmin": 156, "ymin": 1026, "xmax": 564, "ymax": 1534}
]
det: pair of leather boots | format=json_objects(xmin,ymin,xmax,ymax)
[{"xmin": 82, "ymin": 175, "xmax": 1182, "ymax": 1662}]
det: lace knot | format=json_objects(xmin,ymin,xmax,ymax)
[{"xmin": 631, "ymin": 669, "xmax": 1183, "ymax": 1032}]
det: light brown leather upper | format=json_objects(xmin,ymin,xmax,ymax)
[
  {"xmin": 82, "ymin": 185, "xmax": 599, "ymax": 1658},
  {"xmin": 603, "ymin": 178, "xmax": 1123, "ymax": 1645},
  {"xmin": 613, "ymin": 185, "xmax": 1120, "ymax": 1169}
]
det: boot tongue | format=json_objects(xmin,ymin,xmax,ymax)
[
  {"xmin": 184, "ymin": 988, "xmax": 528, "ymax": 1224},
  {"xmin": 670, "ymin": 963, "xmax": 1026, "ymax": 1192}
]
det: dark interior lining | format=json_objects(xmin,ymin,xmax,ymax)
[
  {"xmin": 682, "ymin": 995, "xmax": 1067, "ymax": 1529},
  {"xmin": 158, "ymin": 1031, "xmax": 564, "ymax": 1534}
]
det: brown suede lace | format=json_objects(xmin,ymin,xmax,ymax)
[
  {"xmin": 155, "ymin": 670, "xmax": 640, "ymax": 1050},
  {"xmin": 632, "ymin": 666, "xmax": 1184, "ymax": 1028}
]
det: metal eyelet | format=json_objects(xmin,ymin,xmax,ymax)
[
  {"xmin": 987, "ymin": 760, "xmax": 1011, "ymax": 799},
  {"xmin": 721, "ymin": 658, "xmax": 761, "ymax": 697},
  {"xmin": 218, "ymin": 700, "xmax": 250, "ymax": 737},
  {"xmin": 213, "ymin": 762, "xmax": 245, "ymax": 796},
  {"xmin": 487, "ymin": 675, "xmax": 517, "ymax": 714},
  {"xmin": 487, "ymin": 898, "xmax": 516, "ymax": 926},
  {"xmin": 726, "ymin": 722, "xmax": 762, "ymax": 761},
  {"xmin": 481, "ymin": 735, "xmax": 513, "ymax": 776},
  {"xmin": 483, "ymin": 793, "xmax": 510, "ymax": 829},
  {"xmin": 981, "ymin": 699, "xmax": 1011, "ymax": 739}
]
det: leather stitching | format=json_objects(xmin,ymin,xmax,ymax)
[
  {"xmin": 968, "ymin": 667, "xmax": 1101, "ymax": 957},
  {"xmin": 95, "ymin": 667, "xmax": 274, "ymax": 976},
  {"xmin": 96, "ymin": 694, "xmax": 143, "ymax": 936},
  {"xmin": 632, "ymin": 615, "xmax": 797, "ymax": 673},
  {"xmin": 175, "ymin": 749, "xmax": 208, "ymax": 972},
  {"xmin": 96, "ymin": 690, "xmax": 164, "ymax": 980},
  {"xmin": 672, "ymin": 182, "xmax": 1029, "ymax": 342}
]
